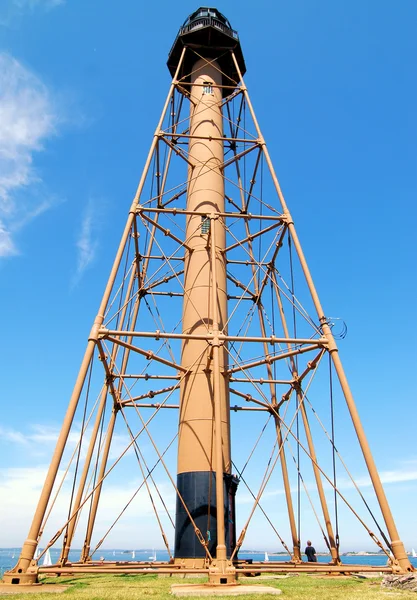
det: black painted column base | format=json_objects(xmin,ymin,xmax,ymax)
[{"xmin": 174, "ymin": 471, "xmax": 238, "ymax": 559}]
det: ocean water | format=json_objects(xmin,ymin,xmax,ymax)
[{"xmin": 1, "ymin": 548, "xmax": 416, "ymax": 576}]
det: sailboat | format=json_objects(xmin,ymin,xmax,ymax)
[
  {"xmin": 264, "ymin": 551, "xmax": 270, "ymax": 562},
  {"xmin": 412, "ymin": 548, "xmax": 417, "ymax": 558},
  {"xmin": 34, "ymin": 547, "xmax": 41, "ymax": 562},
  {"xmin": 42, "ymin": 548, "xmax": 52, "ymax": 567},
  {"xmin": 131, "ymin": 550, "xmax": 135, "ymax": 559},
  {"xmin": 149, "ymin": 549, "xmax": 157, "ymax": 562}
]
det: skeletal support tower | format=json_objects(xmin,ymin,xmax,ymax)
[{"xmin": 2, "ymin": 6, "xmax": 413, "ymax": 588}]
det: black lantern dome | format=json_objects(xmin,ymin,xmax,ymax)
[{"xmin": 167, "ymin": 7, "xmax": 246, "ymax": 96}]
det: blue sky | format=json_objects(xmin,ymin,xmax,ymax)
[{"xmin": 0, "ymin": 0, "xmax": 416, "ymax": 554}]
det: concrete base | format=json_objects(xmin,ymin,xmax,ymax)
[
  {"xmin": 171, "ymin": 583, "xmax": 282, "ymax": 596},
  {"xmin": 352, "ymin": 572, "xmax": 384, "ymax": 579},
  {"xmin": 382, "ymin": 574, "xmax": 417, "ymax": 592}
]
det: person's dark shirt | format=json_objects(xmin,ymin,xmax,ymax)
[{"xmin": 305, "ymin": 545, "xmax": 316, "ymax": 561}]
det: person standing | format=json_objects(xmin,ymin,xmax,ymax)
[{"xmin": 305, "ymin": 540, "xmax": 317, "ymax": 562}]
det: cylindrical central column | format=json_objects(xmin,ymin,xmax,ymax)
[{"xmin": 175, "ymin": 59, "xmax": 232, "ymax": 560}]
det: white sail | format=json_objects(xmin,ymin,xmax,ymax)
[
  {"xmin": 412, "ymin": 548, "xmax": 417, "ymax": 558},
  {"xmin": 131, "ymin": 550, "xmax": 135, "ymax": 559},
  {"xmin": 42, "ymin": 548, "xmax": 52, "ymax": 567},
  {"xmin": 149, "ymin": 549, "xmax": 156, "ymax": 561},
  {"xmin": 264, "ymin": 551, "xmax": 269, "ymax": 562}
]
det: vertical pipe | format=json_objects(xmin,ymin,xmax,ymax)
[
  {"xmin": 210, "ymin": 215, "xmax": 227, "ymax": 570},
  {"xmin": 175, "ymin": 59, "xmax": 230, "ymax": 561}
]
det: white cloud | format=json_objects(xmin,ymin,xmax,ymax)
[
  {"xmin": 13, "ymin": 0, "xmax": 65, "ymax": 8},
  {"xmin": 304, "ymin": 461, "xmax": 417, "ymax": 493},
  {"xmin": 3, "ymin": 420, "xmax": 414, "ymax": 550},
  {"xmin": 0, "ymin": 464, "xmax": 175, "ymax": 548},
  {"xmin": 0, "ymin": 423, "xmax": 139, "ymax": 463},
  {"xmin": 0, "ymin": 421, "xmax": 174, "ymax": 547},
  {"xmin": 0, "ymin": 219, "xmax": 18, "ymax": 256},
  {"xmin": 236, "ymin": 459, "xmax": 417, "ymax": 508},
  {"xmin": 0, "ymin": 425, "xmax": 27, "ymax": 444},
  {"xmin": 0, "ymin": 0, "xmax": 65, "ymax": 24},
  {"xmin": 355, "ymin": 468, "xmax": 417, "ymax": 488},
  {"xmin": 0, "ymin": 53, "xmax": 59, "ymax": 256},
  {"xmin": 0, "ymin": 465, "xmax": 69, "ymax": 546},
  {"xmin": 72, "ymin": 198, "xmax": 100, "ymax": 286}
]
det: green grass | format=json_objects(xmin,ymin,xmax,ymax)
[{"xmin": 0, "ymin": 573, "xmax": 416, "ymax": 599}]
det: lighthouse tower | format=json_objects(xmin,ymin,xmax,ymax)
[{"xmin": 3, "ymin": 6, "xmax": 412, "ymax": 588}]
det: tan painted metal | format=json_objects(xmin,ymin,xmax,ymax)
[{"xmin": 177, "ymin": 59, "xmax": 230, "ymax": 476}]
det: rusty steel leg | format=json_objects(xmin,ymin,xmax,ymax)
[
  {"xmin": 60, "ymin": 265, "xmax": 140, "ymax": 565},
  {"xmin": 273, "ymin": 415, "xmax": 301, "ymax": 561},
  {"xmin": 81, "ymin": 407, "xmax": 117, "ymax": 562},
  {"xmin": 257, "ymin": 310, "xmax": 301, "ymax": 561},
  {"xmin": 3, "ymin": 340, "xmax": 97, "ymax": 584},
  {"xmin": 61, "ymin": 249, "xmax": 145, "ymax": 565},
  {"xmin": 3, "ymin": 47, "xmax": 189, "ymax": 585},
  {"xmin": 256, "ymin": 307, "xmax": 301, "ymax": 562},
  {"xmin": 60, "ymin": 385, "xmax": 108, "ymax": 565},
  {"xmin": 325, "ymin": 339, "xmax": 411, "ymax": 571},
  {"xmin": 285, "ymin": 218, "xmax": 410, "ymax": 571},
  {"xmin": 230, "ymin": 50, "xmax": 412, "ymax": 573},
  {"xmin": 298, "ymin": 392, "xmax": 339, "ymax": 563},
  {"xmin": 3, "ymin": 50, "xmax": 188, "ymax": 585}
]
